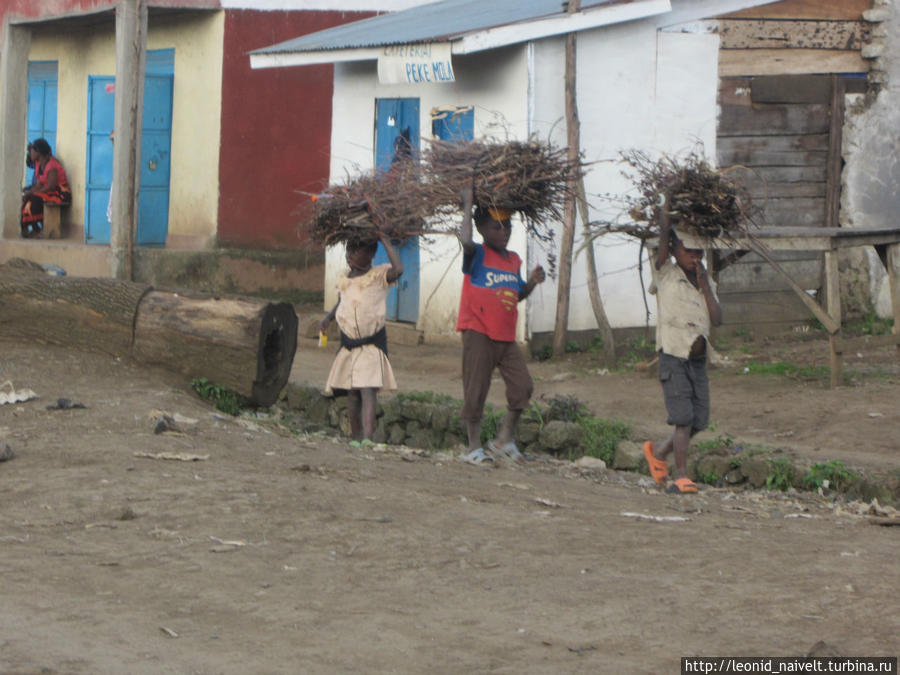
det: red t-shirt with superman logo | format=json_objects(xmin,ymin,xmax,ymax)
[{"xmin": 456, "ymin": 244, "xmax": 526, "ymax": 342}]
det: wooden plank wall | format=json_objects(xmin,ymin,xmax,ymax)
[{"xmin": 713, "ymin": 0, "xmax": 872, "ymax": 328}]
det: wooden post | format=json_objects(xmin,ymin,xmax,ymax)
[
  {"xmin": 578, "ymin": 179, "xmax": 616, "ymax": 365},
  {"xmin": 110, "ymin": 0, "xmax": 148, "ymax": 281},
  {"xmin": 824, "ymin": 250, "xmax": 842, "ymax": 387},
  {"xmin": 824, "ymin": 75, "xmax": 845, "ymax": 230},
  {"xmin": 552, "ymin": 0, "xmax": 581, "ymax": 357},
  {"xmin": 888, "ymin": 243, "xmax": 900, "ymax": 356},
  {"xmin": 0, "ymin": 22, "xmax": 31, "ymax": 240}
]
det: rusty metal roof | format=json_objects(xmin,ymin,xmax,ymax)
[{"xmin": 251, "ymin": 0, "xmax": 626, "ymax": 55}]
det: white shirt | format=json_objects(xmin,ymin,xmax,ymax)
[{"xmin": 650, "ymin": 261, "xmax": 718, "ymax": 359}]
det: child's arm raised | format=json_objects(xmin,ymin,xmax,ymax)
[
  {"xmin": 459, "ymin": 181, "xmax": 476, "ymax": 255},
  {"xmin": 519, "ymin": 265, "xmax": 546, "ymax": 301},
  {"xmin": 696, "ymin": 263, "xmax": 722, "ymax": 327},
  {"xmin": 376, "ymin": 229, "xmax": 404, "ymax": 283}
]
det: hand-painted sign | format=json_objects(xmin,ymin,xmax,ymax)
[{"xmin": 378, "ymin": 42, "xmax": 455, "ymax": 85}]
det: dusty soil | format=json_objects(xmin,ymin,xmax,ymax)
[{"xmin": 1, "ymin": 330, "xmax": 898, "ymax": 674}]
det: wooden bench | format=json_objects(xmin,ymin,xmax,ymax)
[{"xmin": 42, "ymin": 203, "xmax": 65, "ymax": 239}]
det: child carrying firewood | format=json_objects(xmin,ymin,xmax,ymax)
[
  {"xmin": 643, "ymin": 196, "xmax": 722, "ymax": 493},
  {"xmin": 457, "ymin": 183, "xmax": 546, "ymax": 465},
  {"xmin": 318, "ymin": 226, "xmax": 403, "ymax": 441}
]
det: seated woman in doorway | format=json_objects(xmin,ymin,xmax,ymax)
[{"xmin": 21, "ymin": 138, "xmax": 71, "ymax": 238}]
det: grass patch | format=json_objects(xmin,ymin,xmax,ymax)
[
  {"xmin": 396, "ymin": 390, "xmax": 459, "ymax": 406},
  {"xmin": 742, "ymin": 361, "xmax": 828, "ymax": 380},
  {"xmin": 577, "ymin": 416, "xmax": 629, "ymax": 464},
  {"xmin": 803, "ymin": 460, "xmax": 858, "ymax": 491},
  {"xmin": 765, "ymin": 457, "xmax": 795, "ymax": 491},
  {"xmin": 191, "ymin": 378, "xmax": 248, "ymax": 416}
]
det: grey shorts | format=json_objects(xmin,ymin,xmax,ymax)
[{"xmin": 659, "ymin": 352, "xmax": 710, "ymax": 433}]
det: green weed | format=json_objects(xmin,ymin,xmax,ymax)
[
  {"xmin": 694, "ymin": 432, "xmax": 735, "ymax": 453},
  {"xmin": 190, "ymin": 378, "xmax": 247, "ymax": 416},
  {"xmin": 576, "ymin": 417, "xmax": 629, "ymax": 464},
  {"xmin": 479, "ymin": 404, "xmax": 504, "ymax": 445},
  {"xmin": 803, "ymin": 460, "xmax": 858, "ymax": 491},
  {"xmin": 742, "ymin": 362, "xmax": 828, "ymax": 379},
  {"xmin": 697, "ymin": 470, "xmax": 720, "ymax": 485},
  {"xmin": 533, "ymin": 344, "xmax": 553, "ymax": 361},
  {"xmin": 765, "ymin": 457, "xmax": 795, "ymax": 491},
  {"xmin": 541, "ymin": 393, "xmax": 589, "ymax": 422},
  {"xmin": 565, "ymin": 341, "xmax": 581, "ymax": 354},
  {"xmin": 397, "ymin": 390, "xmax": 458, "ymax": 406}
]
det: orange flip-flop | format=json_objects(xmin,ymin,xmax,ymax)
[
  {"xmin": 643, "ymin": 441, "xmax": 668, "ymax": 484},
  {"xmin": 667, "ymin": 477, "xmax": 699, "ymax": 494}
]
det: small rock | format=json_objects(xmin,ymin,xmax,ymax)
[
  {"xmin": 0, "ymin": 443, "xmax": 13, "ymax": 462},
  {"xmin": 575, "ymin": 456, "xmax": 606, "ymax": 470},
  {"xmin": 612, "ymin": 440, "xmax": 643, "ymax": 471}
]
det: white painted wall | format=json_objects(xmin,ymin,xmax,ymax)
[
  {"xmin": 325, "ymin": 16, "xmax": 720, "ymax": 340},
  {"xmin": 327, "ymin": 45, "xmax": 531, "ymax": 341},
  {"xmin": 528, "ymin": 22, "xmax": 719, "ymax": 333}
]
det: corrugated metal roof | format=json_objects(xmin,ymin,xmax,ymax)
[{"xmin": 251, "ymin": 0, "xmax": 624, "ymax": 55}]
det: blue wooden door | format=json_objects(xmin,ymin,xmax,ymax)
[
  {"xmin": 84, "ymin": 49, "xmax": 173, "ymax": 246},
  {"xmin": 26, "ymin": 61, "xmax": 58, "ymax": 186},
  {"xmin": 373, "ymin": 98, "xmax": 419, "ymax": 323},
  {"xmin": 137, "ymin": 74, "xmax": 173, "ymax": 247},
  {"xmin": 85, "ymin": 76, "xmax": 115, "ymax": 243}
]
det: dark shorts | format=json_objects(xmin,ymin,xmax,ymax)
[
  {"xmin": 461, "ymin": 330, "xmax": 533, "ymax": 423},
  {"xmin": 659, "ymin": 352, "xmax": 710, "ymax": 433}
]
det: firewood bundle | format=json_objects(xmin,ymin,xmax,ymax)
[
  {"xmin": 305, "ymin": 159, "xmax": 429, "ymax": 248},
  {"xmin": 615, "ymin": 149, "xmax": 755, "ymax": 241},
  {"xmin": 422, "ymin": 137, "xmax": 584, "ymax": 244},
  {"xmin": 300, "ymin": 136, "xmax": 584, "ymax": 249}
]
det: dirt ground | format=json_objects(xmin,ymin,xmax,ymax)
[{"xmin": 1, "ymin": 328, "xmax": 898, "ymax": 674}]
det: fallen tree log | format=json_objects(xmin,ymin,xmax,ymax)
[
  {"xmin": 0, "ymin": 259, "xmax": 150, "ymax": 356},
  {"xmin": 133, "ymin": 291, "xmax": 297, "ymax": 406},
  {"xmin": 0, "ymin": 259, "xmax": 298, "ymax": 406}
]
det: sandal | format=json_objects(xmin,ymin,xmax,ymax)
[
  {"xmin": 643, "ymin": 441, "xmax": 668, "ymax": 484},
  {"xmin": 666, "ymin": 477, "xmax": 699, "ymax": 494},
  {"xmin": 487, "ymin": 439, "xmax": 526, "ymax": 464},
  {"xmin": 462, "ymin": 447, "xmax": 494, "ymax": 465}
]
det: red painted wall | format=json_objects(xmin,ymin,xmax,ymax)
[{"xmin": 218, "ymin": 10, "xmax": 373, "ymax": 250}]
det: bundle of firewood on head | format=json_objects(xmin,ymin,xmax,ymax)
[
  {"xmin": 604, "ymin": 149, "xmax": 755, "ymax": 245},
  {"xmin": 422, "ymin": 137, "xmax": 585, "ymax": 249},
  {"xmin": 302, "ymin": 158, "xmax": 434, "ymax": 249}
]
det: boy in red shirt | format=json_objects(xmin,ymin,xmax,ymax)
[{"xmin": 457, "ymin": 185, "xmax": 545, "ymax": 464}]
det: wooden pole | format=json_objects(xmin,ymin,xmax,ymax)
[
  {"xmin": 824, "ymin": 250, "xmax": 842, "ymax": 387},
  {"xmin": 0, "ymin": 22, "xmax": 31, "ymax": 240},
  {"xmin": 577, "ymin": 179, "xmax": 616, "ymax": 364},
  {"xmin": 552, "ymin": 0, "xmax": 581, "ymax": 357},
  {"xmin": 110, "ymin": 0, "xmax": 147, "ymax": 281}
]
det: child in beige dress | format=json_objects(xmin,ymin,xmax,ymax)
[{"xmin": 318, "ymin": 228, "xmax": 404, "ymax": 440}]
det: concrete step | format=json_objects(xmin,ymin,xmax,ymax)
[{"xmin": 386, "ymin": 321, "xmax": 424, "ymax": 346}]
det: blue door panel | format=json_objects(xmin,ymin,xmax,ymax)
[
  {"xmin": 85, "ymin": 53, "xmax": 173, "ymax": 247},
  {"xmin": 85, "ymin": 76, "xmax": 115, "ymax": 243},
  {"xmin": 136, "ymin": 74, "xmax": 173, "ymax": 247},
  {"xmin": 374, "ymin": 98, "xmax": 420, "ymax": 322}
]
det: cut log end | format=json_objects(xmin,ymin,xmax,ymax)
[{"xmin": 253, "ymin": 302, "xmax": 299, "ymax": 406}]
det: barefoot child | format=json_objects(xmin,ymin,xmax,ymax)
[
  {"xmin": 457, "ymin": 185, "xmax": 546, "ymax": 464},
  {"xmin": 643, "ymin": 199, "xmax": 722, "ymax": 493},
  {"xmin": 319, "ymin": 228, "xmax": 404, "ymax": 441}
]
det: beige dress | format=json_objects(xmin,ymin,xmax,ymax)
[{"xmin": 324, "ymin": 264, "xmax": 398, "ymax": 394}]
